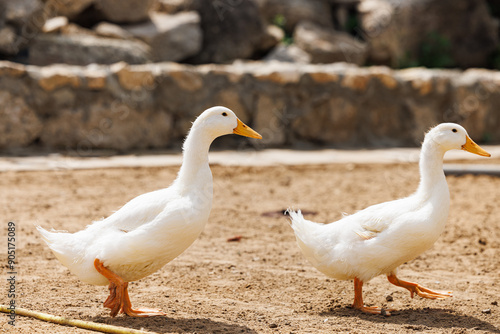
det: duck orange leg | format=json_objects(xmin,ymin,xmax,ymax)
[
  {"xmin": 387, "ymin": 273, "xmax": 452, "ymax": 300},
  {"xmin": 352, "ymin": 277, "xmax": 394, "ymax": 316},
  {"xmin": 94, "ymin": 259, "xmax": 166, "ymax": 317},
  {"xmin": 103, "ymin": 282, "xmax": 117, "ymax": 309}
]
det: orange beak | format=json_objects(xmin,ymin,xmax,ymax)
[
  {"xmin": 461, "ymin": 136, "xmax": 491, "ymax": 157},
  {"xmin": 233, "ymin": 119, "xmax": 262, "ymax": 139}
]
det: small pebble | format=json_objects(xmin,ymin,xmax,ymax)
[
  {"xmin": 269, "ymin": 324, "xmax": 278, "ymax": 329},
  {"xmin": 482, "ymin": 309, "xmax": 491, "ymax": 314},
  {"xmin": 386, "ymin": 295, "xmax": 393, "ymax": 302},
  {"xmin": 492, "ymin": 301, "xmax": 498, "ymax": 306}
]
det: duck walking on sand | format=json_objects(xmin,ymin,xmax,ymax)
[
  {"xmin": 37, "ymin": 106, "xmax": 262, "ymax": 317},
  {"xmin": 288, "ymin": 123, "xmax": 490, "ymax": 315}
]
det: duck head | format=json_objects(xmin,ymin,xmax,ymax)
[
  {"xmin": 428, "ymin": 123, "xmax": 490, "ymax": 157},
  {"xmin": 193, "ymin": 106, "xmax": 262, "ymax": 140}
]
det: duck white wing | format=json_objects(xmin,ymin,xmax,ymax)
[
  {"xmin": 93, "ymin": 186, "xmax": 179, "ymax": 232},
  {"xmin": 352, "ymin": 198, "xmax": 411, "ymax": 240},
  {"xmin": 98, "ymin": 193, "xmax": 209, "ymax": 282},
  {"xmin": 289, "ymin": 197, "xmax": 417, "ymax": 281},
  {"xmin": 39, "ymin": 191, "xmax": 209, "ymax": 286}
]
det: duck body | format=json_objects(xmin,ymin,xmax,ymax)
[
  {"xmin": 39, "ymin": 129, "xmax": 214, "ymax": 286},
  {"xmin": 289, "ymin": 123, "xmax": 490, "ymax": 315},
  {"xmin": 37, "ymin": 106, "xmax": 262, "ymax": 317},
  {"xmin": 290, "ymin": 183, "xmax": 450, "ymax": 283},
  {"xmin": 291, "ymin": 140, "xmax": 450, "ymax": 283},
  {"xmin": 39, "ymin": 180, "xmax": 212, "ymax": 286}
]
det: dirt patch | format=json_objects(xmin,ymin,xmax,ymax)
[{"xmin": 1, "ymin": 162, "xmax": 499, "ymax": 333}]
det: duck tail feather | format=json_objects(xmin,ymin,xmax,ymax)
[
  {"xmin": 35, "ymin": 224, "xmax": 73, "ymax": 256},
  {"xmin": 287, "ymin": 209, "xmax": 312, "ymax": 236},
  {"xmin": 286, "ymin": 208, "xmax": 303, "ymax": 227},
  {"xmin": 35, "ymin": 224, "xmax": 67, "ymax": 243},
  {"xmin": 287, "ymin": 208, "xmax": 325, "ymax": 244},
  {"xmin": 35, "ymin": 224, "xmax": 53, "ymax": 244}
]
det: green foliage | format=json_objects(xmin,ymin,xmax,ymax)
[
  {"xmin": 272, "ymin": 14, "xmax": 293, "ymax": 45},
  {"xmin": 272, "ymin": 14, "xmax": 286, "ymax": 29},
  {"xmin": 398, "ymin": 31, "xmax": 456, "ymax": 69}
]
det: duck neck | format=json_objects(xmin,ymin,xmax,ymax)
[
  {"xmin": 416, "ymin": 139, "xmax": 447, "ymax": 198},
  {"xmin": 175, "ymin": 127, "xmax": 214, "ymax": 192}
]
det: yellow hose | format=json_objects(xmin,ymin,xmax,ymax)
[{"xmin": 0, "ymin": 305, "xmax": 158, "ymax": 334}]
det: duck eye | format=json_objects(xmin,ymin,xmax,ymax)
[
  {"xmin": 222, "ymin": 112, "xmax": 227, "ymax": 117},
  {"xmin": 452, "ymin": 129, "xmax": 457, "ymax": 133}
]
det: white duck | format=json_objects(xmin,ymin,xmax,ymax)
[
  {"xmin": 37, "ymin": 106, "xmax": 262, "ymax": 317},
  {"xmin": 288, "ymin": 123, "xmax": 490, "ymax": 315}
]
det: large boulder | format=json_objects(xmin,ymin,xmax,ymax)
[
  {"xmin": 294, "ymin": 21, "xmax": 368, "ymax": 65},
  {"xmin": 95, "ymin": 0, "xmax": 155, "ymax": 23},
  {"xmin": 358, "ymin": 0, "xmax": 499, "ymax": 68},
  {"xmin": 0, "ymin": 0, "xmax": 47, "ymax": 55},
  {"xmin": 29, "ymin": 34, "xmax": 151, "ymax": 65},
  {"xmin": 187, "ymin": 0, "xmax": 266, "ymax": 63},
  {"xmin": 254, "ymin": 0, "xmax": 332, "ymax": 32},
  {"xmin": 124, "ymin": 11, "xmax": 202, "ymax": 62}
]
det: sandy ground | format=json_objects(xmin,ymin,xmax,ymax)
[{"xmin": 1, "ymin": 160, "xmax": 499, "ymax": 333}]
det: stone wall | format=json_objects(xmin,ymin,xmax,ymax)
[{"xmin": 1, "ymin": 60, "xmax": 499, "ymax": 153}]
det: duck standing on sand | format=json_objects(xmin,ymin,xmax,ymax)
[
  {"xmin": 37, "ymin": 106, "xmax": 262, "ymax": 317},
  {"xmin": 288, "ymin": 123, "xmax": 490, "ymax": 315}
]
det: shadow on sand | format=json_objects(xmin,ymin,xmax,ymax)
[
  {"xmin": 88, "ymin": 314, "xmax": 257, "ymax": 334},
  {"xmin": 320, "ymin": 307, "xmax": 499, "ymax": 333}
]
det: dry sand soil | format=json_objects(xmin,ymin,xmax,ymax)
[{"xmin": 1, "ymin": 160, "xmax": 499, "ymax": 333}]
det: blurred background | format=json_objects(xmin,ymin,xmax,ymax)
[{"xmin": 1, "ymin": 0, "xmax": 500, "ymax": 155}]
